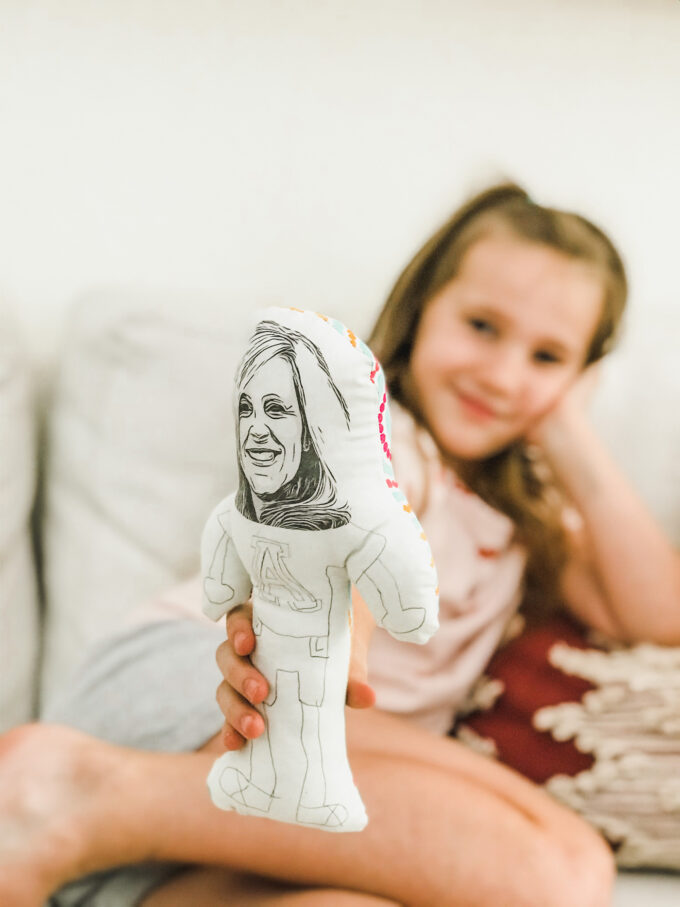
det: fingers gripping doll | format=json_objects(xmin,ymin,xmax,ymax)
[{"xmin": 201, "ymin": 308, "xmax": 439, "ymax": 832}]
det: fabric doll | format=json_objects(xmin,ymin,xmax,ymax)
[{"xmin": 202, "ymin": 308, "xmax": 439, "ymax": 832}]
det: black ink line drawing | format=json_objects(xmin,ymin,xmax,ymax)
[
  {"xmin": 252, "ymin": 536, "xmax": 319, "ymax": 614},
  {"xmin": 203, "ymin": 310, "xmax": 439, "ymax": 832},
  {"xmin": 235, "ymin": 320, "xmax": 351, "ymax": 530},
  {"xmin": 204, "ymin": 515, "xmax": 430, "ymax": 830}
]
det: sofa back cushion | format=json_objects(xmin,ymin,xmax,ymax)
[
  {"xmin": 40, "ymin": 291, "xmax": 250, "ymax": 703},
  {"xmin": 588, "ymin": 306, "xmax": 680, "ymax": 547}
]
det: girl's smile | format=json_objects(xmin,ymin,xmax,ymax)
[
  {"xmin": 454, "ymin": 389, "xmax": 498, "ymax": 422},
  {"xmin": 408, "ymin": 234, "xmax": 605, "ymax": 460}
]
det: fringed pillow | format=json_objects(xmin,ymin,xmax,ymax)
[{"xmin": 452, "ymin": 614, "xmax": 680, "ymax": 870}]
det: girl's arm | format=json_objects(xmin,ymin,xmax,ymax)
[{"xmin": 531, "ymin": 379, "xmax": 680, "ymax": 645}]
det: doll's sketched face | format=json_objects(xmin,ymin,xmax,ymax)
[
  {"xmin": 235, "ymin": 318, "xmax": 351, "ymax": 530},
  {"xmin": 238, "ymin": 356, "xmax": 303, "ymax": 498}
]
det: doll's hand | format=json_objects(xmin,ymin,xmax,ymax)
[
  {"xmin": 216, "ymin": 594, "xmax": 376, "ymax": 750},
  {"xmin": 381, "ymin": 607, "xmax": 428, "ymax": 638}
]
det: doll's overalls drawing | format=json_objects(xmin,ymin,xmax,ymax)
[
  {"xmin": 202, "ymin": 310, "xmax": 438, "ymax": 832},
  {"xmin": 204, "ymin": 508, "xmax": 431, "ymax": 830}
]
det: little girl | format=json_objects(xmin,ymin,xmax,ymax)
[
  {"xmin": 221, "ymin": 183, "xmax": 679, "ymax": 747},
  {"xmin": 1, "ymin": 184, "xmax": 678, "ymax": 907}
]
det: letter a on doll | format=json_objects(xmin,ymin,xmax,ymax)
[{"xmin": 201, "ymin": 308, "xmax": 439, "ymax": 832}]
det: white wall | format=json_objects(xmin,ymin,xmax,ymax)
[{"xmin": 0, "ymin": 0, "xmax": 678, "ymax": 362}]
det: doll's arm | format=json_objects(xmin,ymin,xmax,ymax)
[
  {"xmin": 347, "ymin": 529, "xmax": 436, "ymax": 644},
  {"xmin": 201, "ymin": 495, "xmax": 252, "ymax": 623}
]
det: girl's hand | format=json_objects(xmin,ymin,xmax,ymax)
[
  {"xmin": 525, "ymin": 364, "xmax": 601, "ymax": 454},
  {"xmin": 215, "ymin": 603, "xmax": 267, "ymax": 750},
  {"xmin": 346, "ymin": 589, "xmax": 378, "ymax": 709},
  {"xmin": 215, "ymin": 593, "xmax": 376, "ymax": 751}
]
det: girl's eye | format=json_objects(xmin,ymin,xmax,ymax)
[
  {"xmin": 533, "ymin": 350, "xmax": 562, "ymax": 365},
  {"xmin": 468, "ymin": 317, "xmax": 497, "ymax": 336}
]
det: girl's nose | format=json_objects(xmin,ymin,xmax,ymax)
[{"xmin": 480, "ymin": 345, "xmax": 528, "ymax": 398}]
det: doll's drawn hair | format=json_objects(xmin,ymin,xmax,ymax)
[
  {"xmin": 369, "ymin": 183, "xmax": 628, "ymax": 617},
  {"xmin": 235, "ymin": 319, "xmax": 351, "ymax": 530}
]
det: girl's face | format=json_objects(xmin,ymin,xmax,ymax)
[{"xmin": 408, "ymin": 234, "xmax": 604, "ymax": 460}]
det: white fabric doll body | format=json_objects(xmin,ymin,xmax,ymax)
[{"xmin": 202, "ymin": 308, "xmax": 439, "ymax": 831}]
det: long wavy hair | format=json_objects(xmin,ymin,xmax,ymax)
[
  {"xmin": 369, "ymin": 183, "xmax": 628, "ymax": 618},
  {"xmin": 235, "ymin": 319, "xmax": 351, "ymax": 530}
]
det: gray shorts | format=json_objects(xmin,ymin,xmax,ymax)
[{"xmin": 42, "ymin": 618, "xmax": 225, "ymax": 907}]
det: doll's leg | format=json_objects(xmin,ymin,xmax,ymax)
[
  {"xmin": 0, "ymin": 718, "xmax": 614, "ymax": 907},
  {"xmin": 296, "ymin": 702, "xmax": 349, "ymax": 828},
  {"xmin": 207, "ymin": 708, "xmax": 277, "ymax": 814}
]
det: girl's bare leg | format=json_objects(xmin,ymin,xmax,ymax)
[
  {"xmin": 143, "ymin": 867, "xmax": 400, "ymax": 905},
  {"xmin": 0, "ymin": 713, "xmax": 614, "ymax": 907}
]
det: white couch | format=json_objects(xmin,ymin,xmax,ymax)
[{"xmin": 2, "ymin": 290, "xmax": 679, "ymax": 904}]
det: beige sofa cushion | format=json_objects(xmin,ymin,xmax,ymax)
[
  {"xmin": 40, "ymin": 290, "xmax": 253, "ymax": 704},
  {"xmin": 0, "ymin": 306, "xmax": 39, "ymax": 730},
  {"xmin": 589, "ymin": 306, "xmax": 680, "ymax": 546}
]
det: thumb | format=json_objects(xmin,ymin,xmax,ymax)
[{"xmin": 346, "ymin": 589, "xmax": 377, "ymax": 709}]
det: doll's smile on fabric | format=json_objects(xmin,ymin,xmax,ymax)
[{"xmin": 238, "ymin": 356, "xmax": 303, "ymax": 501}]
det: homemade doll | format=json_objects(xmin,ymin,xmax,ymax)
[{"xmin": 201, "ymin": 308, "xmax": 439, "ymax": 831}]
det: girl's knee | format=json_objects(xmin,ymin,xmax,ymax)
[
  {"xmin": 544, "ymin": 825, "xmax": 615, "ymax": 907},
  {"xmin": 573, "ymin": 833, "xmax": 616, "ymax": 907}
]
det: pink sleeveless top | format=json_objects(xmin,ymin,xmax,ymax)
[{"xmin": 367, "ymin": 404, "xmax": 526, "ymax": 735}]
